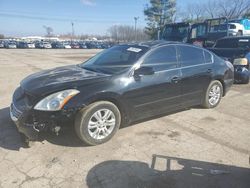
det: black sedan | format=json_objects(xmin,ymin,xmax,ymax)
[{"xmin": 10, "ymin": 41, "xmax": 234, "ymax": 145}]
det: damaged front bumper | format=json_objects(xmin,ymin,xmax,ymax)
[
  {"xmin": 10, "ymin": 102, "xmax": 78, "ymax": 141},
  {"xmin": 10, "ymin": 103, "xmax": 38, "ymax": 141}
]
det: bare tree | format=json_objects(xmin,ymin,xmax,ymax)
[
  {"xmin": 202, "ymin": 0, "xmax": 250, "ymax": 19},
  {"xmin": 43, "ymin": 25, "xmax": 53, "ymax": 37},
  {"xmin": 203, "ymin": 0, "xmax": 220, "ymax": 18},
  {"xmin": 217, "ymin": 0, "xmax": 250, "ymax": 19},
  {"xmin": 108, "ymin": 25, "xmax": 149, "ymax": 42},
  {"xmin": 181, "ymin": 0, "xmax": 250, "ymax": 22},
  {"xmin": 186, "ymin": 3, "xmax": 206, "ymax": 22}
]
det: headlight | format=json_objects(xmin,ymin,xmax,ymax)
[{"xmin": 34, "ymin": 89, "xmax": 80, "ymax": 111}]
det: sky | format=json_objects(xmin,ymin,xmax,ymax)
[{"xmin": 0, "ymin": 0, "xmax": 201, "ymax": 37}]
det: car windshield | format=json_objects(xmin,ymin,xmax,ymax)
[{"xmin": 81, "ymin": 45, "xmax": 149, "ymax": 74}]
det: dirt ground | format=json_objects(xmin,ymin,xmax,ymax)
[{"xmin": 0, "ymin": 49, "xmax": 249, "ymax": 188}]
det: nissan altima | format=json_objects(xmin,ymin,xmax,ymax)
[{"xmin": 10, "ymin": 41, "xmax": 234, "ymax": 145}]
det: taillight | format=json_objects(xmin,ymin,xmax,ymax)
[{"xmin": 233, "ymin": 58, "xmax": 248, "ymax": 66}]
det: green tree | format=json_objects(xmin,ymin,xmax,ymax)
[
  {"xmin": 0, "ymin": 34, "xmax": 4, "ymax": 39},
  {"xmin": 244, "ymin": 11, "xmax": 250, "ymax": 19},
  {"xmin": 144, "ymin": 0, "xmax": 176, "ymax": 39}
]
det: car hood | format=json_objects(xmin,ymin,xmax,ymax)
[{"xmin": 21, "ymin": 65, "xmax": 110, "ymax": 96}]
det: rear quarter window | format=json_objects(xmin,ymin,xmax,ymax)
[{"xmin": 204, "ymin": 50, "xmax": 213, "ymax": 64}]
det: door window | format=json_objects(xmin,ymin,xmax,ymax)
[
  {"xmin": 143, "ymin": 45, "xmax": 178, "ymax": 71},
  {"xmin": 177, "ymin": 45, "xmax": 205, "ymax": 67}
]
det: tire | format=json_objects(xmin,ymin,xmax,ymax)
[
  {"xmin": 75, "ymin": 101, "xmax": 121, "ymax": 146},
  {"xmin": 202, "ymin": 80, "xmax": 223, "ymax": 109},
  {"xmin": 237, "ymin": 31, "xmax": 243, "ymax": 36},
  {"xmin": 243, "ymin": 77, "xmax": 249, "ymax": 84}
]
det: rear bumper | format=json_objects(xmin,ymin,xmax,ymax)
[{"xmin": 234, "ymin": 71, "xmax": 249, "ymax": 83}]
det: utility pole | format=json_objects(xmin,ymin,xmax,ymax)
[
  {"xmin": 134, "ymin": 17, "xmax": 139, "ymax": 41},
  {"xmin": 158, "ymin": 0, "xmax": 166, "ymax": 40},
  {"xmin": 71, "ymin": 22, "xmax": 74, "ymax": 44}
]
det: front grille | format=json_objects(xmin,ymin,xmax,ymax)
[{"xmin": 11, "ymin": 103, "xmax": 23, "ymax": 120}]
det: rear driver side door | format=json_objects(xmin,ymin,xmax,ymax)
[{"xmin": 177, "ymin": 45, "xmax": 213, "ymax": 107}]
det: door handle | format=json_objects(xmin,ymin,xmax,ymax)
[
  {"xmin": 171, "ymin": 76, "xmax": 180, "ymax": 83},
  {"xmin": 207, "ymin": 69, "xmax": 212, "ymax": 73}
]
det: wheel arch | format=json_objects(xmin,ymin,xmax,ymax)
[
  {"xmin": 84, "ymin": 92, "xmax": 130, "ymax": 125},
  {"xmin": 214, "ymin": 78, "xmax": 226, "ymax": 96}
]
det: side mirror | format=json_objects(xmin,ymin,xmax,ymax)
[{"xmin": 134, "ymin": 66, "xmax": 155, "ymax": 76}]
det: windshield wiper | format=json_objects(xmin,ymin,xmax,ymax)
[{"xmin": 82, "ymin": 66, "xmax": 99, "ymax": 73}]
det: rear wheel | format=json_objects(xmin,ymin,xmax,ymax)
[
  {"xmin": 202, "ymin": 80, "xmax": 223, "ymax": 109},
  {"xmin": 75, "ymin": 101, "xmax": 121, "ymax": 146}
]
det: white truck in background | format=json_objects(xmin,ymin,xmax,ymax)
[{"xmin": 228, "ymin": 19, "xmax": 250, "ymax": 36}]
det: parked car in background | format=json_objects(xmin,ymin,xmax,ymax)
[
  {"xmin": 43, "ymin": 42, "xmax": 52, "ymax": 49},
  {"xmin": 35, "ymin": 41, "xmax": 52, "ymax": 49},
  {"xmin": 209, "ymin": 36, "xmax": 250, "ymax": 84},
  {"xmin": 51, "ymin": 42, "xmax": 65, "ymax": 49},
  {"xmin": 18, "ymin": 42, "xmax": 35, "ymax": 49},
  {"xmin": 71, "ymin": 42, "xmax": 80, "ymax": 49},
  {"xmin": 85, "ymin": 42, "xmax": 96, "ymax": 49},
  {"xmin": 228, "ymin": 19, "xmax": 250, "ymax": 36},
  {"xmin": 26, "ymin": 42, "xmax": 35, "ymax": 49},
  {"xmin": 63, "ymin": 42, "xmax": 71, "ymax": 49},
  {"xmin": 10, "ymin": 41, "xmax": 234, "ymax": 146},
  {"xmin": 79, "ymin": 42, "xmax": 88, "ymax": 49},
  {"xmin": 5, "ymin": 41, "xmax": 17, "ymax": 49},
  {"xmin": 0, "ymin": 41, "xmax": 4, "ymax": 48},
  {"xmin": 35, "ymin": 42, "xmax": 43, "ymax": 49}
]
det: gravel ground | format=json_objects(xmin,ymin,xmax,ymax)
[{"xmin": 0, "ymin": 49, "xmax": 249, "ymax": 188}]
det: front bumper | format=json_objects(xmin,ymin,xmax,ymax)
[
  {"xmin": 10, "ymin": 102, "xmax": 78, "ymax": 141},
  {"xmin": 10, "ymin": 103, "xmax": 38, "ymax": 140}
]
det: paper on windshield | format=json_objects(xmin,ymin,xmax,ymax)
[{"xmin": 127, "ymin": 47, "xmax": 142, "ymax": 53}]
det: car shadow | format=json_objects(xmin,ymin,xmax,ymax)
[
  {"xmin": 0, "ymin": 107, "xmax": 87, "ymax": 150},
  {"xmin": 0, "ymin": 107, "xmax": 26, "ymax": 150},
  {"xmin": 86, "ymin": 154, "xmax": 250, "ymax": 188},
  {"xmin": 121, "ymin": 107, "xmax": 193, "ymax": 129},
  {"xmin": 0, "ymin": 103, "xmax": 207, "ymax": 150},
  {"xmin": 0, "ymin": 106, "xmax": 200, "ymax": 150}
]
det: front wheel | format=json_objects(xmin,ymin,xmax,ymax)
[
  {"xmin": 202, "ymin": 80, "xmax": 223, "ymax": 109},
  {"xmin": 75, "ymin": 101, "xmax": 121, "ymax": 146}
]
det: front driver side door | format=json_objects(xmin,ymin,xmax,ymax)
[{"xmin": 124, "ymin": 45, "xmax": 182, "ymax": 121}]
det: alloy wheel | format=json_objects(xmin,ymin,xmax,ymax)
[
  {"xmin": 87, "ymin": 109, "xmax": 116, "ymax": 140},
  {"xmin": 208, "ymin": 85, "xmax": 221, "ymax": 106}
]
